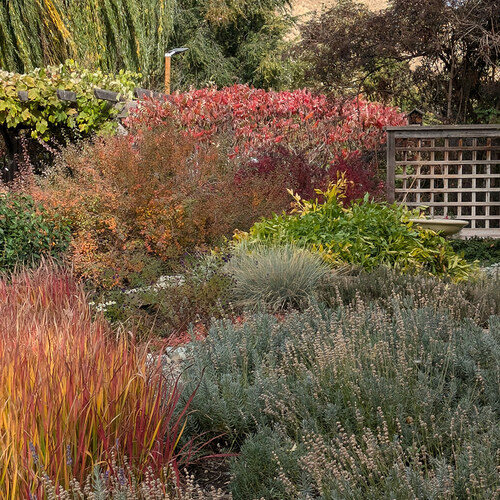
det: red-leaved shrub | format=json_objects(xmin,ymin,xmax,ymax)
[
  {"xmin": 28, "ymin": 86, "xmax": 405, "ymax": 286},
  {"xmin": 127, "ymin": 84, "xmax": 407, "ymax": 200}
]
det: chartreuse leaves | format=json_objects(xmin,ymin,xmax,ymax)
[
  {"xmin": 242, "ymin": 174, "xmax": 475, "ymax": 281},
  {"xmin": 0, "ymin": 60, "xmax": 140, "ymax": 139}
]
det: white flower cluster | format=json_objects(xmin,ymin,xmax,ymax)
[
  {"xmin": 123, "ymin": 275, "xmax": 185, "ymax": 295},
  {"xmin": 88, "ymin": 275, "xmax": 186, "ymax": 313},
  {"xmin": 88, "ymin": 300, "xmax": 117, "ymax": 313}
]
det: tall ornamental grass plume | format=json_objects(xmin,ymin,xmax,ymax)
[
  {"xmin": 224, "ymin": 244, "xmax": 332, "ymax": 312},
  {"xmin": 0, "ymin": 264, "xmax": 192, "ymax": 499}
]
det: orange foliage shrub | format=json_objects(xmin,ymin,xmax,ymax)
[{"xmin": 30, "ymin": 120, "xmax": 288, "ymax": 287}]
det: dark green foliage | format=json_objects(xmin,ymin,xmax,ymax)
[
  {"xmin": 0, "ymin": 192, "xmax": 71, "ymax": 272},
  {"xmin": 0, "ymin": 0, "xmax": 297, "ymax": 91},
  {"xmin": 296, "ymin": 0, "xmax": 500, "ymax": 123},
  {"xmin": 450, "ymin": 237, "xmax": 500, "ymax": 266},
  {"xmin": 229, "ymin": 428, "xmax": 304, "ymax": 500},
  {"xmin": 181, "ymin": 275, "xmax": 500, "ymax": 498},
  {"xmin": 167, "ymin": 0, "xmax": 298, "ymax": 90},
  {"xmin": 0, "ymin": 0, "xmax": 174, "ymax": 88}
]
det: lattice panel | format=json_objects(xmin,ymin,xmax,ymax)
[{"xmin": 386, "ymin": 126, "xmax": 500, "ymax": 237}]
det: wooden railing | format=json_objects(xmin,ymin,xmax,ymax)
[{"xmin": 386, "ymin": 125, "xmax": 500, "ymax": 238}]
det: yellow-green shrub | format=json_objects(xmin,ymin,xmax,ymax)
[{"xmin": 243, "ymin": 175, "xmax": 475, "ymax": 281}]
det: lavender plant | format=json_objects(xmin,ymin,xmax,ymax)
[{"xmin": 181, "ymin": 283, "xmax": 500, "ymax": 499}]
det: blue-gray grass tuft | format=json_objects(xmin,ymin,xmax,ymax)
[{"xmin": 225, "ymin": 244, "xmax": 332, "ymax": 312}]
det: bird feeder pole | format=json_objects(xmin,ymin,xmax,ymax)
[{"xmin": 164, "ymin": 55, "xmax": 171, "ymax": 94}]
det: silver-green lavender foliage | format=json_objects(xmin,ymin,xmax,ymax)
[
  {"xmin": 41, "ymin": 463, "xmax": 229, "ymax": 499},
  {"xmin": 224, "ymin": 244, "xmax": 332, "ymax": 312},
  {"xmin": 326, "ymin": 266, "xmax": 500, "ymax": 326},
  {"xmin": 181, "ymin": 281, "xmax": 500, "ymax": 499}
]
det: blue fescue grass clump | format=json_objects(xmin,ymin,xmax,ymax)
[{"xmin": 224, "ymin": 244, "xmax": 332, "ymax": 312}]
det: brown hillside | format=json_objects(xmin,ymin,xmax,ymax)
[{"xmin": 291, "ymin": 0, "xmax": 387, "ymax": 21}]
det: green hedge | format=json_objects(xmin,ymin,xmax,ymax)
[
  {"xmin": 0, "ymin": 192, "xmax": 71, "ymax": 272},
  {"xmin": 241, "ymin": 176, "xmax": 475, "ymax": 281}
]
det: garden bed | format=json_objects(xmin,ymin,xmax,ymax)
[{"xmin": 1, "ymin": 82, "xmax": 499, "ymax": 499}]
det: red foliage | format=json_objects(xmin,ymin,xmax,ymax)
[
  {"xmin": 0, "ymin": 265, "xmax": 193, "ymax": 496},
  {"xmin": 126, "ymin": 84, "xmax": 407, "ymax": 199},
  {"xmin": 29, "ymin": 119, "xmax": 292, "ymax": 286},
  {"xmin": 328, "ymin": 151, "xmax": 383, "ymax": 202},
  {"xmin": 27, "ymin": 86, "xmax": 405, "ymax": 287}
]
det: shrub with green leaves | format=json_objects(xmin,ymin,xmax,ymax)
[
  {"xmin": 0, "ymin": 60, "xmax": 140, "ymax": 138},
  {"xmin": 450, "ymin": 237, "xmax": 500, "ymax": 266},
  {"xmin": 242, "ymin": 175, "xmax": 475, "ymax": 281},
  {"xmin": 181, "ymin": 298, "xmax": 500, "ymax": 499},
  {"xmin": 0, "ymin": 192, "xmax": 71, "ymax": 272},
  {"xmin": 224, "ymin": 244, "xmax": 331, "ymax": 312}
]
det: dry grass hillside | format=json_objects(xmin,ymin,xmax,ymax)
[{"xmin": 292, "ymin": 0, "xmax": 387, "ymax": 21}]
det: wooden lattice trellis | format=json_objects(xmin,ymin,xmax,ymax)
[{"xmin": 386, "ymin": 125, "xmax": 500, "ymax": 238}]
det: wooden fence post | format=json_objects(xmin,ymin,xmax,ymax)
[{"xmin": 386, "ymin": 129, "xmax": 396, "ymax": 203}]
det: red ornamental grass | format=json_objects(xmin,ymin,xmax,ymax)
[{"xmin": 0, "ymin": 265, "xmax": 191, "ymax": 499}]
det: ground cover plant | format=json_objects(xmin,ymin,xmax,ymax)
[
  {"xmin": 0, "ymin": 191, "xmax": 70, "ymax": 272},
  {"xmin": 39, "ymin": 460, "xmax": 229, "ymax": 499},
  {"xmin": 93, "ymin": 252, "xmax": 233, "ymax": 340},
  {"xmin": 0, "ymin": 265, "xmax": 194, "ymax": 499},
  {"xmin": 181, "ymin": 282, "xmax": 500, "ymax": 499},
  {"xmin": 328, "ymin": 266, "xmax": 500, "ymax": 327},
  {"xmin": 450, "ymin": 237, "xmax": 500, "ymax": 267},
  {"xmin": 240, "ymin": 175, "xmax": 475, "ymax": 281}
]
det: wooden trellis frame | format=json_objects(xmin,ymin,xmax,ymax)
[{"xmin": 386, "ymin": 125, "xmax": 500, "ymax": 238}]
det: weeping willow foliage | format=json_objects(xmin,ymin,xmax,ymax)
[
  {"xmin": 0, "ymin": 0, "xmax": 296, "ymax": 90},
  {"xmin": 0, "ymin": 0, "xmax": 175, "ymax": 87}
]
